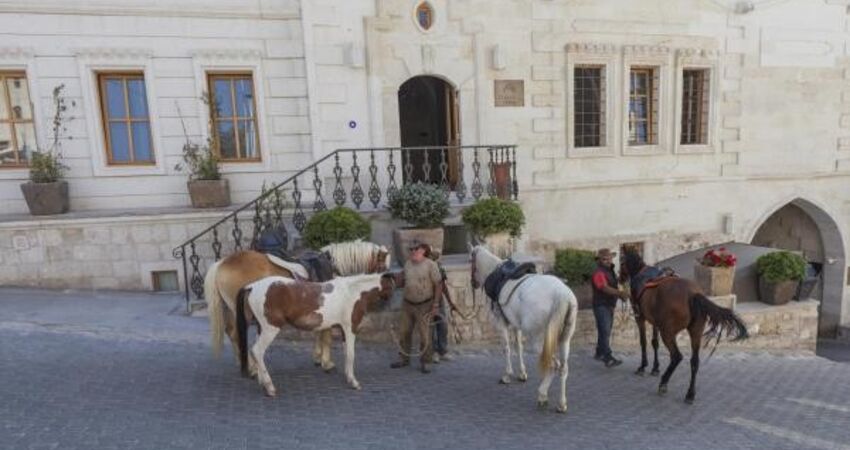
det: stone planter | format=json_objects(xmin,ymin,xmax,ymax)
[
  {"xmin": 392, "ymin": 227, "xmax": 444, "ymax": 263},
  {"xmin": 483, "ymin": 231, "xmax": 513, "ymax": 258},
  {"xmin": 694, "ymin": 264, "xmax": 735, "ymax": 296},
  {"xmin": 20, "ymin": 181, "xmax": 70, "ymax": 215},
  {"xmin": 188, "ymin": 179, "xmax": 230, "ymax": 208},
  {"xmin": 758, "ymin": 277, "xmax": 798, "ymax": 306}
]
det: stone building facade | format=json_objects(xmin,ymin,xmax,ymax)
[{"xmin": 0, "ymin": 0, "xmax": 848, "ymax": 337}]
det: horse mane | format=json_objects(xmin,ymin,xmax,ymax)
[
  {"xmin": 623, "ymin": 249, "xmax": 645, "ymax": 277},
  {"xmin": 321, "ymin": 240, "xmax": 388, "ymax": 275}
]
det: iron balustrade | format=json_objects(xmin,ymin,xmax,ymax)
[{"xmin": 172, "ymin": 145, "xmax": 519, "ymax": 309}]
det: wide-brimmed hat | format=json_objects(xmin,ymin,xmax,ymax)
[{"xmin": 596, "ymin": 248, "xmax": 617, "ymax": 260}]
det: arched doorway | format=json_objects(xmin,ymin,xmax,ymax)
[
  {"xmin": 397, "ymin": 75, "xmax": 459, "ymax": 185},
  {"xmin": 750, "ymin": 198, "xmax": 846, "ymax": 338}
]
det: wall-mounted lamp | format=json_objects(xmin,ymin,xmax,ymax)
[
  {"xmin": 734, "ymin": 1, "xmax": 754, "ymax": 14},
  {"xmin": 491, "ymin": 44, "xmax": 506, "ymax": 71},
  {"xmin": 723, "ymin": 213, "xmax": 734, "ymax": 234}
]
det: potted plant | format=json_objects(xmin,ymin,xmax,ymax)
[
  {"xmin": 551, "ymin": 248, "xmax": 597, "ymax": 309},
  {"xmin": 461, "ymin": 198, "xmax": 525, "ymax": 257},
  {"xmin": 175, "ymin": 93, "xmax": 230, "ymax": 208},
  {"xmin": 694, "ymin": 247, "xmax": 737, "ymax": 296},
  {"xmin": 20, "ymin": 84, "xmax": 72, "ymax": 216},
  {"xmin": 756, "ymin": 251, "xmax": 806, "ymax": 305},
  {"xmin": 387, "ymin": 182, "xmax": 449, "ymax": 262},
  {"xmin": 302, "ymin": 207, "xmax": 371, "ymax": 249}
]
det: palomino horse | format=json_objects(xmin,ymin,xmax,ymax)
[
  {"xmin": 620, "ymin": 249, "xmax": 748, "ymax": 403},
  {"xmin": 204, "ymin": 240, "xmax": 390, "ymax": 375},
  {"xmin": 236, "ymin": 273, "xmax": 395, "ymax": 396},
  {"xmin": 470, "ymin": 245, "xmax": 578, "ymax": 413}
]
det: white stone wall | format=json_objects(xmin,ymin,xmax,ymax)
[{"xmin": 0, "ymin": 0, "xmax": 310, "ymax": 213}]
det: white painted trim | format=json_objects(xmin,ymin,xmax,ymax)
[
  {"xmin": 565, "ymin": 43, "xmax": 619, "ymax": 158},
  {"xmin": 0, "ymin": 1, "xmax": 299, "ymax": 20},
  {"xmin": 300, "ymin": 0, "xmax": 322, "ymax": 161},
  {"xmin": 190, "ymin": 50, "xmax": 272, "ymax": 174},
  {"xmin": 76, "ymin": 48, "xmax": 168, "ymax": 177},
  {"xmin": 0, "ymin": 47, "xmax": 46, "ymax": 181}
]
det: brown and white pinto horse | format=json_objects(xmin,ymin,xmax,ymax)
[
  {"xmin": 204, "ymin": 240, "xmax": 390, "ymax": 376},
  {"xmin": 236, "ymin": 273, "xmax": 395, "ymax": 396}
]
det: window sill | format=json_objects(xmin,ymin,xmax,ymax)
[
  {"xmin": 675, "ymin": 144, "xmax": 714, "ymax": 154},
  {"xmin": 623, "ymin": 144, "xmax": 667, "ymax": 156},
  {"xmin": 567, "ymin": 146, "xmax": 616, "ymax": 158}
]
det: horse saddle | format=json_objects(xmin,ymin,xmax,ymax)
[
  {"xmin": 636, "ymin": 275, "xmax": 678, "ymax": 301},
  {"xmin": 295, "ymin": 251, "xmax": 335, "ymax": 282},
  {"xmin": 483, "ymin": 260, "xmax": 537, "ymax": 303}
]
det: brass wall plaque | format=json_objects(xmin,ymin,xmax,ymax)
[{"xmin": 494, "ymin": 80, "xmax": 524, "ymax": 107}]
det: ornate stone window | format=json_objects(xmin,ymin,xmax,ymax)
[{"xmin": 416, "ymin": 2, "xmax": 434, "ymax": 31}]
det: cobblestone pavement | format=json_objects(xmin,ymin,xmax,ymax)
[{"xmin": 2, "ymin": 288, "xmax": 850, "ymax": 450}]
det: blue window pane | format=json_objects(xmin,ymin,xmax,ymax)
[
  {"xmin": 109, "ymin": 122, "xmax": 130, "ymax": 162},
  {"xmin": 234, "ymin": 79, "xmax": 255, "ymax": 118},
  {"xmin": 217, "ymin": 121, "xmax": 236, "ymax": 159},
  {"xmin": 212, "ymin": 79, "xmax": 233, "ymax": 117},
  {"xmin": 636, "ymin": 123, "xmax": 647, "ymax": 142},
  {"xmin": 238, "ymin": 120, "xmax": 257, "ymax": 159},
  {"xmin": 127, "ymin": 79, "xmax": 149, "ymax": 119},
  {"xmin": 105, "ymin": 79, "xmax": 126, "ymax": 119},
  {"xmin": 131, "ymin": 122, "xmax": 153, "ymax": 162}
]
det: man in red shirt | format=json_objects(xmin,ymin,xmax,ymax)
[{"xmin": 591, "ymin": 248, "xmax": 630, "ymax": 367}]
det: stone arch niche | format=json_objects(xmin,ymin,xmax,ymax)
[{"xmin": 749, "ymin": 198, "xmax": 847, "ymax": 338}]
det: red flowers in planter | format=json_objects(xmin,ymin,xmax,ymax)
[{"xmin": 699, "ymin": 247, "xmax": 737, "ymax": 268}]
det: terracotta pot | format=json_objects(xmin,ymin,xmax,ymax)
[
  {"xmin": 694, "ymin": 264, "xmax": 735, "ymax": 296},
  {"xmin": 20, "ymin": 181, "xmax": 70, "ymax": 215},
  {"xmin": 392, "ymin": 227, "xmax": 444, "ymax": 263},
  {"xmin": 483, "ymin": 231, "xmax": 513, "ymax": 258},
  {"xmin": 188, "ymin": 179, "xmax": 231, "ymax": 208},
  {"xmin": 758, "ymin": 277, "xmax": 798, "ymax": 306}
]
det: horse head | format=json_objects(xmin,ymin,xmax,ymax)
[
  {"xmin": 469, "ymin": 244, "xmax": 501, "ymax": 290},
  {"xmin": 621, "ymin": 248, "xmax": 645, "ymax": 281}
]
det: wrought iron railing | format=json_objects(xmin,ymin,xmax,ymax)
[{"xmin": 173, "ymin": 145, "xmax": 518, "ymax": 308}]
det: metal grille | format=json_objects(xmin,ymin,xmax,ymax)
[
  {"xmin": 573, "ymin": 66, "xmax": 606, "ymax": 148},
  {"xmin": 628, "ymin": 67, "xmax": 659, "ymax": 146},
  {"xmin": 681, "ymin": 69, "xmax": 710, "ymax": 145}
]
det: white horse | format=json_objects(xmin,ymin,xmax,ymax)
[{"xmin": 470, "ymin": 245, "xmax": 579, "ymax": 413}]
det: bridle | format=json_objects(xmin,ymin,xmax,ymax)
[{"xmin": 470, "ymin": 247, "xmax": 480, "ymax": 290}]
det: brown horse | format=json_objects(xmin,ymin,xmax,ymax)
[
  {"xmin": 204, "ymin": 240, "xmax": 390, "ymax": 376},
  {"xmin": 621, "ymin": 250, "xmax": 748, "ymax": 403}
]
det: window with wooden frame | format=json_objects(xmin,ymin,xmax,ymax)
[
  {"xmin": 573, "ymin": 65, "xmax": 606, "ymax": 148},
  {"xmin": 0, "ymin": 72, "xmax": 36, "ymax": 167},
  {"xmin": 97, "ymin": 72, "xmax": 155, "ymax": 165},
  {"xmin": 628, "ymin": 67, "xmax": 659, "ymax": 146},
  {"xmin": 681, "ymin": 69, "xmax": 710, "ymax": 145},
  {"xmin": 207, "ymin": 73, "xmax": 260, "ymax": 162}
]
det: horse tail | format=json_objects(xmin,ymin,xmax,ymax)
[
  {"xmin": 235, "ymin": 286, "xmax": 251, "ymax": 376},
  {"xmin": 539, "ymin": 291, "xmax": 571, "ymax": 373},
  {"xmin": 204, "ymin": 260, "xmax": 225, "ymax": 358},
  {"xmin": 690, "ymin": 293, "xmax": 749, "ymax": 341}
]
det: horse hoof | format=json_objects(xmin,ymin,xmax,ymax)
[
  {"xmin": 264, "ymin": 388, "xmax": 278, "ymax": 397},
  {"xmin": 658, "ymin": 385, "xmax": 668, "ymax": 395},
  {"xmin": 685, "ymin": 395, "xmax": 695, "ymax": 404},
  {"xmin": 322, "ymin": 363, "xmax": 336, "ymax": 373},
  {"xmin": 635, "ymin": 368, "xmax": 646, "ymax": 377},
  {"xmin": 517, "ymin": 373, "xmax": 528, "ymax": 382},
  {"xmin": 537, "ymin": 399, "xmax": 548, "ymax": 410},
  {"xmin": 650, "ymin": 369, "xmax": 660, "ymax": 377},
  {"xmin": 556, "ymin": 404, "xmax": 568, "ymax": 414},
  {"xmin": 499, "ymin": 375, "xmax": 512, "ymax": 385},
  {"xmin": 350, "ymin": 382, "xmax": 361, "ymax": 391}
]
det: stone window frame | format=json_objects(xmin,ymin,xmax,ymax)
[
  {"xmin": 76, "ymin": 48, "xmax": 167, "ymax": 177},
  {"xmin": 621, "ymin": 45, "xmax": 673, "ymax": 156},
  {"xmin": 0, "ymin": 47, "xmax": 45, "ymax": 181},
  {"xmin": 190, "ymin": 49, "xmax": 272, "ymax": 174},
  {"xmin": 566, "ymin": 43, "xmax": 619, "ymax": 158},
  {"xmin": 673, "ymin": 48, "xmax": 720, "ymax": 155}
]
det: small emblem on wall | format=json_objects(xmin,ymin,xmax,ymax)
[
  {"xmin": 494, "ymin": 80, "xmax": 524, "ymax": 107},
  {"xmin": 348, "ymin": 120, "xmax": 357, "ymax": 129}
]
